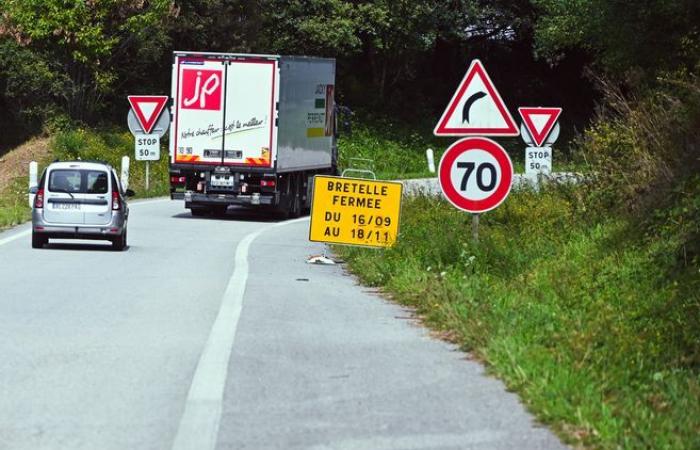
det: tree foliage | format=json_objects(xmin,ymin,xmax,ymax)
[
  {"xmin": 532, "ymin": 0, "xmax": 700, "ymax": 80},
  {"xmin": 0, "ymin": 0, "xmax": 174, "ymax": 122},
  {"xmin": 0, "ymin": 0, "xmax": 697, "ymax": 138}
]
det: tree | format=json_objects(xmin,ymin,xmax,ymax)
[
  {"xmin": 531, "ymin": 0, "xmax": 700, "ymax": 81},
  {"xmin": 0, "ymin": 0, "xmax": 175, "ymax": 122}
]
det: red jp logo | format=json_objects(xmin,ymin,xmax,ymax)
[{"xmin": 181, "ymin": 69, "xmax": 222, "ymax": 110}]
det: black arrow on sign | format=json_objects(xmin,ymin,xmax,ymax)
[{"xmin": 462, "ymin": 92, "xmax": 487, "ymax": 123}]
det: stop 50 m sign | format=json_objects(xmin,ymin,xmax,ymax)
[
  {"xmin": 135, "ymin": 134, "xmax": 160, "ymax": 161},
  {"xmin": 438, "ymin": 137, "xmax": 513, "ymax": 213}
]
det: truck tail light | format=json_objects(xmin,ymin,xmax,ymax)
[
  {"xmin": 112, "ymin": 190, "xmax": 120, "ymax": 210},
  {"xmin": 34, "ymin": 189, "xmax": 44, "ymax": 208},
  {"xmin": 260, "ymin": 179, "xmax": 276, "ymax": 188},
  {"xmin": 171, "ymin": 176, "xmax": 186, "ymax": 185}
]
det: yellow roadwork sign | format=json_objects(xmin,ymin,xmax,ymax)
[{"xmin": 309, "ymin": 175, "xmax": 402, "ymax": 248}]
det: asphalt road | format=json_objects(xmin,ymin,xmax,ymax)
[{"xmin": 0, "ymin": 199, "xmax": 566, "ymax": 450}]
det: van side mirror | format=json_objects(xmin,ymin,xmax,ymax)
[
  {"xmin": 28, "ymin": 186, "xmax": 38, "ymax": 194},
  {"xmin": 125, "ymin": 189, "xmax": 136, "ymax": 197}
]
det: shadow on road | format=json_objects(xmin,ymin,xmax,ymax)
[
  {"xmin": 43, "ymin": 242, "xmax": 121, "ymax": 252},
  {"xmin": 171, "ymin": 206, "xmax": 305, "ymax": 223}
]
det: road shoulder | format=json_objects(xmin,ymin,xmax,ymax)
[{"xmin": 216, "ymin": 219, "xmax": 567, "ymax": 450}]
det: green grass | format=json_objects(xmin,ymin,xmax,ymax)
[
  {"xmin": 337, "ymin": 116, "xmax": 437, "ymax": 180},
  {"xmin": 336, "ymin": 187, "xmax": 700, "ymax": 449},
  {"xmin": 0, "ymin": 176, "xmax": 33, "ymax": 229},
  {"xmin": 52, "ymin": 128, "xmax": 170, "ymax": 198},
  {"xmin": 0, "ymin": 127, "xmax": 170, "ymax": 230},
  {"xmin": 337, "ymin": 116, "xmax": 585, "ymax": 180}
]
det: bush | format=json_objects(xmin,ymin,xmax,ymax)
[
  {"xmin": 52, "ymin": 128, "xmax": 170, "ymax": 197},
  {"xmin": 338, "ymin": 187, "xmax": 700, "ymax": 449},
  {"xmin": 578, "ymin": 72, "xmax": 700, "ymax": 214}
]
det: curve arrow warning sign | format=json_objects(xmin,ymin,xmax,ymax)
[
  {"xmin": 518, "ymin": 107, "xmax": 562, "ymax": 147},
  {"xmin": 128, "ymin": 95, "xmax": 169, "ymax": 134},
  {"xmin": 434, "ymin": 60, "xmax": 519, "ymax": 137}
]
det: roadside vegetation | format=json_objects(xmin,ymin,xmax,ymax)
[
  {"xmin": 0, "ymin": 129, "xmax": 169, "ymax": 230},
  {"xmin": 0, "ymin": 1, "xmax": 698, "ymax": 448},
  {"xmin": 337, "ymin": 114, "xmax": 436, "ymax": 180},
  {"xmin": 338, "ymin": 49, "xmax": 700, "ymax": 450},
  {"xmin": 338, "ymin": 187, "xmax": 700, "ymax": 448}
]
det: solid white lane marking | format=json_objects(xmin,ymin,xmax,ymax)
[
  {"xmin": 172, "ymin": 216, "xmax": 310, "ymax": 450},
  {"xmin": 0, "ymin": 229, "xmax": 31, "ymax": 247}
]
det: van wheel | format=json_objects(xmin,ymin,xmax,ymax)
[
  {"xmin": 112, "ymin": 230, "xmax": 127, "ymax": 251},
  {"xmin": 32, "ymin": 232, "xmax": 47, "ymax": 249}
]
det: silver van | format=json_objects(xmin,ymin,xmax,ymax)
[{"xmin": 30, "ymin": 161, "xmax": 134, "ymax": 250}]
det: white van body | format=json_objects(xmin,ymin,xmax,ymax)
[{"xmin": 31, "ymin": 161, "xmax": 131, "ymax": 250}]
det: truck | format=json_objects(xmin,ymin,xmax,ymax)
[{"xmin": 169, "ymin": 51, "xmax": 337, "ymax": 217}]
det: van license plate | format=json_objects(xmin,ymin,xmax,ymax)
[{"xmin": 53, "ymin": 203, "xmax": 81, "ymax": 210}]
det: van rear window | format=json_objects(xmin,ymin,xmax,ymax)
[{"xmin": 49, "ymin": 170, "xmax": 109, "ymax": 194}]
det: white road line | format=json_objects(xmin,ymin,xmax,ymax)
[
  {"xmin": 172, "ymin": 216, "xmax": 311, "ymax": 450},
  {"xmin": 0, "ymin": 229, "xmax": 31, "ymax": 247}
]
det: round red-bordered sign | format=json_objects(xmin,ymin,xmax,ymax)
[{"xmin": 438, "ymin": 137, "xmax": 513, "ymax": 213}]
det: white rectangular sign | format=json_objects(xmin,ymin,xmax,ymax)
[
  {"xmin": 525, "ymin": 147, "xmax": 552, "ymax": 175},
  {"xmin": 135, "ymin": 134, "xmax": 160, "ymax": 161}
]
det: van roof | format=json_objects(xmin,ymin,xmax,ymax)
[{"xmin": 48, "ymin": 161, "xmax": 113, "ymax": 171}]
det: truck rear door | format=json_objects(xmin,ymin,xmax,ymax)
[
  {"xmin": 172, "ymin": 54, "xmax": 277, "ymax": 169},
  {"xmin": 221, "ymin": 59, "xmax": 277, "ymax": 168},
  {"xmin": 172, "ymin": 57, "xmax": 226, "ymax": 166}
]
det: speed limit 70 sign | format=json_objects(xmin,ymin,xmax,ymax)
[
  {"xmin": 438, "ymin": 137, "xmax": 513, "ymax": 213},
  {"xmin": 135, "ymin": 134, "xmax": 160, "ymax": 161}
]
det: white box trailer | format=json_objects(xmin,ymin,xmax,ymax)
[{"xmin": 169, "ymin": 51, "xmax": 337, "ymax": 216}]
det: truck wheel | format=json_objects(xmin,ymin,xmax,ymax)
[
  {"xmin": 288, "ymin": 174, "xmax": 301, "ymax": 218},
  {"xmin": 190, "ymin": 207, "xmax": 209, "ymax": 217},
  {"xmin": 32, "ymin": 232, "xmax": 47, "ymax": 249},
  {"xmin": 212, "ymin": 206, "xmax": 228, "ymax": 217}
]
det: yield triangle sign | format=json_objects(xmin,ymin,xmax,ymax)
[
  {"xmin": 128, "ymin": 95, "xmax": 169, "ymax": 134},
  {"xmin": 518, "ymin": 107, "xmax": 562, "ymax": 147},
  {"xmin": 434, "ymin": 59, "xmax": 519, "ymax": 137}
]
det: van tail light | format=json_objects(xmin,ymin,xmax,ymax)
[
  {"xmin": 34, "ymin": 189, "xmax": 44, "ymax": 208},
  {"xmin": 112, "ymin": 190, "xmax": 120, "ymax": 210},
  {"xmin": 260, "ymin": 179, "xmax": 276, "ymax": 188}
]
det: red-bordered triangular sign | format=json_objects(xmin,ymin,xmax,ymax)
[
  {"xmin": 434, "ymin": 59, "xmax": 519, "ymax": 137},
  {"xmin": 518, "ymin": 107, "xmax": 562, "ymax": 147},
  {"xmin": 128, "ymin": 95, "xmax": 169, "ymax": 134}
]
